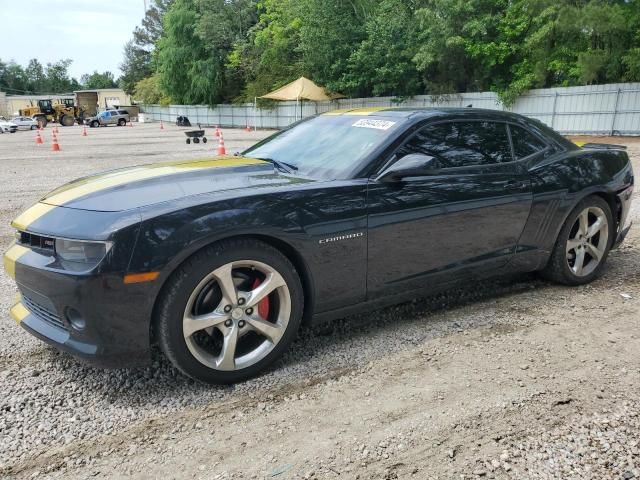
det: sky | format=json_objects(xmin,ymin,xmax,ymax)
[{"xmin": 1, "ymin": 0, "xmax": 146, "ymax": 80}]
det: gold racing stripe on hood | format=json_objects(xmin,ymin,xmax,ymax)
[
  {"xmin": 12, "ymin": 203, "xmax": 57, "ymax": 231},
  {"xmin": 3, "ymin": 243, "xmax": 30, "ymax": 280},
  {"xmin": 323, "ymin": 107, "xmax": 391, "ymax": 116},
  {"xmin": 11, "ymin": 157, "xmax": 266, "ymax": 230}
]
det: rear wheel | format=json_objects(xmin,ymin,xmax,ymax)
[
  {"xmin": 542, "ymin": 195, "xmax": 613, "ymax": 285},
  {"xmin": 186, "ymin": 138, "xmax": 191, "ymax": 144},
  {"xmin": 193, "ymin": 137, "xmax": 200, "ymax": 144},
  {"xmin": 118, "ymin": 119, "xmax": 126, "ymax": 126},
  {"xmin": 157, "ymin": 239, "xmax": 304, "ymax": 384},
  {"xmin": 35, "ymin": 116, "xmax": 47, "ymax": 128}
]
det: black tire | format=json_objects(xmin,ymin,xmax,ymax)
[
  {"xmin": 186, "ymin": 138, "xmax": 191, "ymax": 144},
  {"xmin": 30, "ymin": 125, "xmax": 37, "ymax": 130},
  {"xmin": 91, "ymin": 120, "xmax": 99, "ymax": 128},
  {"xmin": 156, "ymin": 238, "xmax": 304, "ymax": 384},
  {"xmin": 202, "ymin": 137, "xmax": 207, "ymax": 144},
  {"xmin": 118, "ymin": 119, "xmax": 126, "ymax": 126},
  {"xmin": 59, "ymin": 114, "xmax": 75, "ymax": 126},
  {"xmin": 541, "ymin": 195, "xmax": 614, "ymax": 285},
  {"xmin": 193, "ymin": 137, "xmax": 200, "ymax": 144}
]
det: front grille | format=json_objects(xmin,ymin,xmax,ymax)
[
  {"xmin": 17, "ymin": 231, "xmax": 55, "ymax": 252},
  {"xmin": 22, "ymin": 295, "xmax": 66, "ymax": 330}
]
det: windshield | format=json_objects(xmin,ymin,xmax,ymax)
[{"xmin": 243, "ymin": 115, "xmax": 403, "ymax": 179}]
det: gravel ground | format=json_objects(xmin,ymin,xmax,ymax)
[{"xmin": 0, "ymin": 126, "xmax": 638, "ymax": 479}]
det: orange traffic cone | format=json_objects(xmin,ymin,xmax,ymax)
[
  {"xmin": 51, "ymin": 133, "xmax": 61, "ymax": 152},
  {"xmin": 217, "ymin": 133, "xmax": 226, "ymax": 155},
  {"xmin": 215, "ymin": 126, "xmax": 220, "ymax": 138},
  {"xmin": 35, "ymin": 129, "xmax": 43, "ymax": 145},
  {"xmin": 160, "ymin": 121, "xmax": 164, "ymax": 130},
  {"xmin": 82, "ymin": 126, "xmax": 88, "ymax": 137}
]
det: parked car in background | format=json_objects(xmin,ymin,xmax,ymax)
[
  {"xmin": 84, "ymin": 110, "xmax": 130, "ymax": 128},
  {"xmin": 11, "ymin": 116, "xmax": 38, "ymax": 130},
  {"xmin": 0, "ymin": 119, "xmax": 18, "ymax": 133}
]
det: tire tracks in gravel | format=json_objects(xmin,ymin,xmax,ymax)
[{"xmin": 8, "ymin": 298, "xmax": 639, "ymax": 479}]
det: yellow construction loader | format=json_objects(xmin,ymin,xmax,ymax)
[{"xmin": 19, "ymin": 99, "xmax": 82, "ymax": 128}]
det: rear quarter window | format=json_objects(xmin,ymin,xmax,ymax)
[{"xmin": 509, "ymin": 125, "xmax": 548, "ymax": 159}]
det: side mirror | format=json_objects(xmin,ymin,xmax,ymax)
[{"xmin": 376, "ymin": 154, "xmax": 442, "ymax": 182}]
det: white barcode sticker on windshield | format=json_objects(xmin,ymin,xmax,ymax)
[{"xmin": 352, "ymin": 119, "xmax": 396, "ymax": 130}]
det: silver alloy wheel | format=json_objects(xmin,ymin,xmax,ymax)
[
  {"xmin": 183, "ymin": 260, "xmax": 291, "ymax": 371},
  {"xmin": 565, "ymin": 206, "xmax": 609, "ymax": 277}
]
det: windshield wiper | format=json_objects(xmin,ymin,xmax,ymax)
[
  {"xmin": 255, "ymin": 157, "xmax": 298, "ymax": 173},
  {"xmin": 235, "ymin": 153, "xmax": 298, "ymax": 173}
]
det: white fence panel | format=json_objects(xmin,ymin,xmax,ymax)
[{"xmin": 140, "ymin": 82, "xmax": 640, "ymax": 135}]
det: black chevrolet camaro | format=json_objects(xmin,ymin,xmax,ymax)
[{"xmin": 4, "ymin": 108, "xmax": 634, "ymax": 383}]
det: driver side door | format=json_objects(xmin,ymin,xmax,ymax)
[{"xmin": 366, "ymin": 119, "xmax": 533, "ymax": 297}]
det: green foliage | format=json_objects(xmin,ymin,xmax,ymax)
[
  {"xmin": 120, "ymin": 0, "xmax": 173, "ymax": 94},
  {"xmin": 227, "ymin": 0, "xmax": 305, "ymax": 101},
  {"xmin": 81, "ymin": 71, "xmax": 118, "ymax": 89},
  {"xmin": 0, "ymin": 58, "xmax": 81, "ymax": 94},
  {"xmin": 124, "ymin": 0, "xmax": 640, "ymax": 106},
  {"xmin": 133, "ymin": 75, "xmax": 170, "ymax": 104},
  {"xmin": 338, "ymin": 0, "xmax": 422, "ymax": 97}
]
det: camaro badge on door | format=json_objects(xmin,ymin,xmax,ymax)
[{"xmin": 319, "ymin": 232, "xmax": 364, "ymax": 245}]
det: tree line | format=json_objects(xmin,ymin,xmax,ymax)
[
  {"xmin": 122, "ymin": 0, "xmax": 640, "ymax": 106},
  {"xmin": 5, "ymin": 0, "xmax": 638, "ymax": 106},
  {"xmin": 0, "ymin": 58, "xmax": 118, "ymax": 95}
]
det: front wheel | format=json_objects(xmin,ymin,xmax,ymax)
[
  {"xmin": 156, "ymin": 239, "xmax": 304, "ymax": 384},
  {"xmin": 90, "ymin": 121, "xmax": 99, "ymax": 128},
  {"xmin": 542, "ymin": 195, "xmax": 614, "ymax": 285}
]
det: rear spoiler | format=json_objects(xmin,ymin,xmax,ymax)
[{"xmin": 577, "ymin": 142, "xmax": 627, "ymax": 151}]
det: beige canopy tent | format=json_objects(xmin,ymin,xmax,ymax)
[
  {"xmin": 260, "ymin": 76, "xmax": 342, "ymax": 102},
  {"xmin": 257, "ymin": 77, "xmax": 344, "ymax": 124}
]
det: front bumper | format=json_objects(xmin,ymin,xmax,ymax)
[{"xmin": 5, "ymin": 243, "xmax": 154, "ymax": 368}]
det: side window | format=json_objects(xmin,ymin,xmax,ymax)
[
  {"xmin": 396, "ymin": 121, "xmax": 512, "ymax": 168},
  {"xmin": 509, "ymin": 125, "xmax": 548, "ymax": 159}
]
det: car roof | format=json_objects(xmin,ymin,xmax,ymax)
[
  {"xmin": 321, "ymin": 106, "xmax": 573, "ymax": 151},
  {"xmin": 322, "ymin": 107, "xmax": 529, "ymax": 123}
]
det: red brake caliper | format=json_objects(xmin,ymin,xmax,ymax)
[{"xmin": 251, "ymin": 278, "xmax": 270, "ymax": 319}]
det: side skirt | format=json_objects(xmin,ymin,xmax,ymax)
[{"xmin": 310, "ymin": 259, "xmax": 540, "ymax": 326}]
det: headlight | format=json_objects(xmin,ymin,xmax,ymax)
[{"xmin": 55, "ymin": 239, "xmax": 112, "ymax": 264}]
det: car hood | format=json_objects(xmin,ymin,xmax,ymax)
[{"xmin": 36, "ymin": 156, "xmax": 310, "ymax": 212}]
